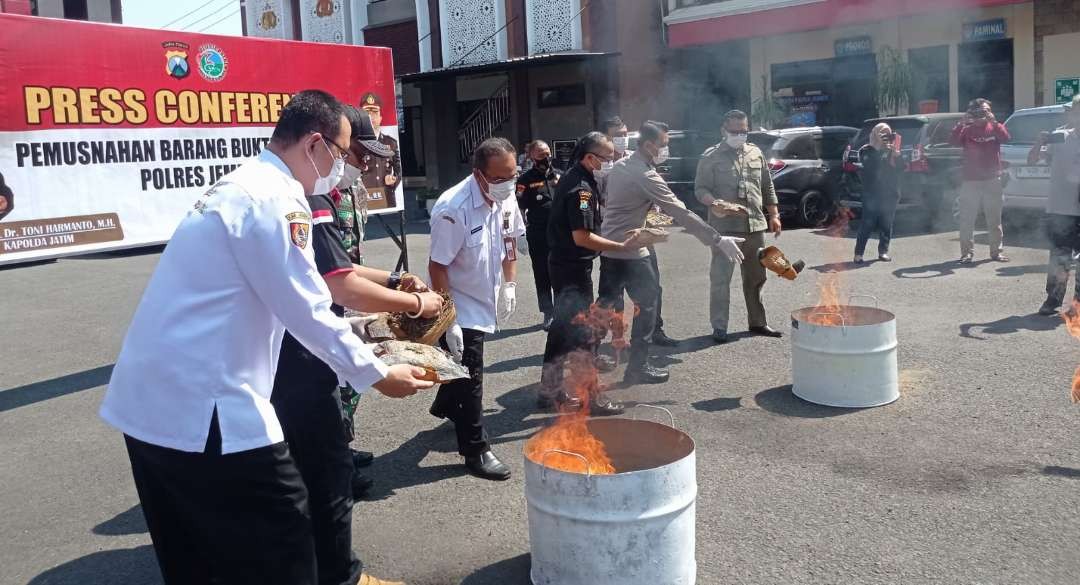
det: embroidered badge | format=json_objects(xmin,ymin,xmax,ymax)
[
  {"xmin": 286, "ymin": 211, "xmax": 311, "ymax": 249},
  {"xmin": 579, "ymin": 190, "xmax": 591, "ymax": 211},
  {"xmin": 516, "ymin": 184, "xmax": 526, "ymax": 193}
]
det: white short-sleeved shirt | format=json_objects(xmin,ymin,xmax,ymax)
[
  {"xmin": 100, "ymin": 150, "xmax": 389, "ymax": 454},
  {"xmin": 429, "ymin": 175, "xmax": 525, "ymax": 333},
  {"xmin": 1046, "ymin": 128, "xmax": 1080, "ymax": 217}
]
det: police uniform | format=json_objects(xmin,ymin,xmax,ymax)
[
  {"xmin": 694, "ymin": 141, "xmax": 778, "ymax": 332},
  {"xmin": 541, "ymin": 163, "xmax": 602, "ymax": 396},
  {"xmin": 271, "ymin": 190, "xmax": 365, "ymax": 585},
  {"xmin": 516, "ymin": 163, "xmax": 560, "ymax": 318},
  {"xmin": 428, "ymin": 175, "xmax": 525, "ymax": 457},
  {"xmin": 359, "ymin": 92, "xmax": 401, "ymax": 211},
  {"xmin": 0, "ymin": 171, "xmax": 13, "ymax": 221},
  {"xmin": 100, "ymin": 149, "xmax": 389, "ymax": 585}
]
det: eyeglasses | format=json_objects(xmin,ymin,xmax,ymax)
[
  {"xmin": 727, "ymin": 130, "xmax": 749, "ymax": 136},
  {"xmin": 312, "ymin": 132, "xmax": 350, "ymax": 161},
  {"xmin": 588, "ymin": 151, "xmax": 615, "ymax": 163},
  {"xmin": 484, "ymin": 174, "xmax": 516, "ymax": 185}
]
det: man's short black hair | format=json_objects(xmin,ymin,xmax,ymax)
[
  {"xmin": 968, "ymin": 98, "xmax": 992, "ymax": 111},
  {"xmin": 572, "ymin": 131, "xmax": 611, "ymax": 163},
  {"xmin": 602, "ymin": 116, "xmax": 626, "ymax": 135},
  {"xmin": 723, "ymin": 109, "xmax": 749, "ymax": 125},
  {"xmin": 638, "ymin": 120, "xmax": 670, "ymax": 145},
  {"xmin": 271, "ymin": 90, "xmax": 345, "ymax": 147},
  {"xmin": 344, "ymin": 104, "xmax": 376, "ymax": 142},
  {"xmin": 472, "ymin": 137, "xmax": 516, "ymax": 172},
  {"xmin": 526, "ymin": 140, "xmax": 549, "ymax": 156}
]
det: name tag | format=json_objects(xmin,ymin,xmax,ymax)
[{"xmin": 470, "ymin": 226, "xmax": 483, "ymax": 235}]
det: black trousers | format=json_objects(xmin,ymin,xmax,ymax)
[
  {"xmin": 272, "ymin": 384, "xmax": 362, "ymax": 585},
  {"xmin": 435, "ymin": 328, "xmax": 489, "ymax": 456},
  {"xmin": 854, "ymin": 192, "xmax": 900, "ymax": 257},
  {"xmin": 526, "ymin": 225, "xmax": 554, "ymax": 316},
  {"xmin": 1045, "ymin": 213, "xmax": 1080, "ymax": 305},
  {"xmin": 541, "ymin": 259, "xmax": 598, "ymax": 394},
  {"xmin": 125, "ymin": 412, "xmax": 316, "ymax": 585},
  {"xmin": 608, "ymin": 246, "xmax": 665, "ymax": 329},
  {"xmin": 597, "ymin": 256, "xmax": 660, "ymax": 367}
]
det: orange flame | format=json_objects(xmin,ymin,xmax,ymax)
[
  {"xmin": 525, "ymin": 303, "xmax": 635, "ymax": 475},
  {"xmin": 806, "ymin": 208, "xmax": 854, "ymax": 326},
  {"xmin": 1061, "ymin": 301, "xmax": 1080, "ymax": 403}
]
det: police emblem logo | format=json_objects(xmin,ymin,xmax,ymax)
[
  {"xmin": 285, "ymin": 211, "xmax": 311, "ymax": 249},
  {"xmin": 196, "ymin": 44, "xmax": 228, "ymax": 82},
  {"xmin": 579, "ymin": 190, "xmax": 591, "ymax": 211},
  {"xmin": 162, "ymin": 41, "xmax": 190, "ymax": 79}
]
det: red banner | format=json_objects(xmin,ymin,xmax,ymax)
[{"xmin": 0, "ymin": 14, "xmax": 401, "ymax": 264}]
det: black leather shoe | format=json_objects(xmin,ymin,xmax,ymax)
[
  {"xmin": 595, "ymin": 354, "xmax": 617, "ymax": 373},
  {"xmin": 712, "ymin": 329, "xmax": 728, "ymax": 344},
  {"xmin": 652, "ymin": 329, "xmax": 680, "ymax": 347},
  {"xmin": 624, "ymin": 363, "xmax": 670, "ymax": 385},
  {"xmin": 351, "ymin": 449, "xmax": 374, "ymax": 469},
  {"xmin": 465, "ymin": 450, "xmax": 511, "ymax": 481},
  {"xmin": 429, "ymin": 402, "xmax": 449, "ymax": 419},
  {"xmin": 590, "ymin": 394, "xmax": 625, "ymax": 416},
  {"xmin": 749, "ymin": 325, "xmax": 783, "ymax": 338},
  {"xmin": 542, "ymin": 314, "xmax": 555, "ymax": 331},
  {"xmin": 1039, "ymin": 298, "xmax": 1061, "ymax": 316},
  {"xmin": 352, "ymin": 474, "xmax": 373, "ymax": 499}
]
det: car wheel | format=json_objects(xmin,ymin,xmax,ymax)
[{"xmin": 798, "ymin": 190, "xmax": 833, "ymax": 227}]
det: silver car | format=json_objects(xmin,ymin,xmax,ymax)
[{"xmin": 1002, "ymin": 105, "xmax": 1069, "ymax": 212}]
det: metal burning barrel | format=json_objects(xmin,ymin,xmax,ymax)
[
  {"xmin": 790, "ymin": 302, "xmax": 899, "ymax": 407},
  {"xmin": 524, "ymin": 414, "xmax": 697, "ymax": 585}
]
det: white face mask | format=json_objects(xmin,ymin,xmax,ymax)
[
  {"xmin": 726, "ymin": 134, "xmax": 747, "ymax": 149},
  {"xmin": 653, "ymin": 146, "xmax": 670, "ymax": 165},
  {"xmin": 612, "ymin": 136, "xmax": 629, "ymax": 152},
  {"xmin": 485, "ymin": 178, "xmax": 516, "ymax": 201},
  {"xmin": 308, "ymin": 139, "xmax": 345, "ymax": 195},
  {"xmin": 338, "ymin": 163, "xmax": 363, "ymax": 189}
]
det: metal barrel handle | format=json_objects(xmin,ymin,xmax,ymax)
[
  {"xmin": 630, "ymin": 404, "xmax": 676, "ymax": 428},
  {"xmin": 807, "ymin": 311, "xmax": 848, "ymax": 335},
  {"xmin": 848, "ymin": 294, "xmax": 879, "ymax": 308},
  {"xmin": 540, "ymin": 449, "xmax": 592, "ymax": 481}
]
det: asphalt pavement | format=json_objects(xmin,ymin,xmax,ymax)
[{"xmin": 2, "ymin": 210, "xmax": 1079, "ymax": 585}]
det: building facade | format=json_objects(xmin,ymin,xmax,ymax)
[{"xmin": 2, "ymin": 0, "xmax": 121, "ymax": 22}]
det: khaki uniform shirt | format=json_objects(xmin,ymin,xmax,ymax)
[
  {"xmin": 600, "ymin": 151, "xmax": 719, "ymax": 260},
  {"xmin": 694, "ymin": 142, "xmax": 777, "ymax": 234}
]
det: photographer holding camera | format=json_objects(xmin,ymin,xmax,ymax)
[
  {"xmin": 1031, "ymin": 96, "xmax": 1080, "ymax": 316},
  {"xmin": 951, "ymin": 98, "xmax": 1011, "ymax": 263},
  {"xmin": 854, "ymin": 122, "xmax": 902, "ymax": 264}
]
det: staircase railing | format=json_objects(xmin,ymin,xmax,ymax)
[{"xmin": 457, "ymin": 83, "xmax": 511, "ymax": 162}]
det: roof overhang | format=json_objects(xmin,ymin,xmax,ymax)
[{"xmin": 399, "ymin": 51, "xmax": 619, "ymax": 83}]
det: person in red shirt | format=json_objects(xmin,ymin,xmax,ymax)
[{"xmin": 950, "ymin": 98, "xmax": 1011, "ymax": 263}]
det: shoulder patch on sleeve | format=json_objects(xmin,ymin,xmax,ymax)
[
  {"xmin": 516, "ymin": 184, "xmax": 526, "ymax": 193},
  {"xmin": 311, "ymin": 208, "xmax": 334, "ymax": 225},
  {"xmin": 440, "ymin": 214, "xmax": 456, "ymax": 224},
  {"xmin": 289, "ymin": 218, "xmax": 311, "ymax": 249},
  {"xmin": 578, "ymin": 190, "xmax": 591, "ymax": 210}
]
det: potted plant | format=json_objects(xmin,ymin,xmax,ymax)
[{"xmin": 876, "ymin": 46, "xmax": 914, "ymax": 116}]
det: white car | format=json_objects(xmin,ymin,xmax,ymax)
[{"xmin": 1002, "ymin": 105, "xmax": 1069, "ymax": 212}]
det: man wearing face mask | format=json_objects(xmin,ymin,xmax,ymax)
[
  {"xmin": 99, "ymin": 90, "xmax": 433, "ymax": 585},
  {"xmin": 516, "ymin": 140, "xmax": 560, "ymax": 329},
  {"xmin": 428, "ymin": 137, "xmax": 526, "ymax": 481},
  {"xmin": 695, "ymin": 109, "xmax": 782, "ymax": 344},
  {"xmin": 539, "ymin": 132, "xmax": 643, "ymax": 414},
  {"xmin": 599, "ymin": 120, "xmax": 745, "ymax": 383}
]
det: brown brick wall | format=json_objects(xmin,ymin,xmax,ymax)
[
  {"xmin": 365, "ymin": 20, "xmax": 421, "ymax": 76},
  {"xmin": 1034, "ymin": 0, "xmax": 1080, "ymax": 104}
]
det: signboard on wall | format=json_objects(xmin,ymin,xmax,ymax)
[
  {"xmin": 1056, "ymin": 78, "xmax": 1079, "ymax": 105},
  {"xmin": 963, "ymin": 18, "xmax": 1007, "ymax": 43},
  {"xmin": 834, "ymin": 36, "xmax": 872, "ymax": 57},
  {"xmin": 0, "ymin": 14, "xmax": 400, "ymax": 265}
]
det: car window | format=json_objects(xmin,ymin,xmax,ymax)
[
  {"xmin": 749, "ymin": 133, "xmax": 780, "ymax": 153},
  {"xmin": 821, "ymin": 131, "xmax": 854, "ymax": 159},
  {"xmin": 780, "ymin": 134, "xmax": 820, "ymax": 159},
  {"xmin": 1005, "ymin": 112, "xmax": 1067, "ymax": 144}
]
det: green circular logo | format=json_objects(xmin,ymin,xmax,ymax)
[{"xmin": 197, "ymin": 44, "xmax": 228, "ymax": 82}]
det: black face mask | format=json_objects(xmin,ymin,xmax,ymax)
[{"xmin": 533, "ymin": 157, "xmax": 551, "ymax": 170}]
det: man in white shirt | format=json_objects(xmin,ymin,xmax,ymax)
[
  {"xmin": 428, "ymin": 137, "xmax": 525, "ymax": 481},
  {"xmin": 99, "ymin": 90, "xmax": 432, "ymax": 585},
  {"xmin": 1033, "ymin": 96, "xmax": 1080, "ymax": 315}
]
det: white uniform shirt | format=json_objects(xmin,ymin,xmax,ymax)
[
  {"xmin": 100, "ymin": 150, "xmax": 389, "ymax": 454},
  {"xmin": 1046, "ymin": 128, "xmax": 1080, "ymax": 216},
  {"xmin": 429, "ymin": 175, "xmax": 525, "ymax": 333}
]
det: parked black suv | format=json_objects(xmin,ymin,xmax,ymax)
[
  {"xmin": 841, "ymin": 113, "xmax": 966, "ymax": 215},
  {"xmin": 747, "ymin": 126, "xmax": 858, "ymax": 226}
]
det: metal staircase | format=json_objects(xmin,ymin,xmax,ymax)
[{"xmin": 457, "ymin": 83, "xmax": 511, "ymax": 162}]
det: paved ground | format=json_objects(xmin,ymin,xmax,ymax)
[{"xmin": 3, "ymin": 210, "xmax": 1079, "ymax": 585}]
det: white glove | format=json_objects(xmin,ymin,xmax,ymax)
[
  {"xmin": 516, "ymin": 235, "xmax": 529, "ymax": 256},
  {"xmin": 445, "ymin": 323, "xmax": 464, "ymax": 362},
  {"xmin": 499, "ymin": 282, "xmax": 517, "ymax": 322},
  {"xmin": 713, "ymin": 236, "xmax": 746, "ymax": 263}
]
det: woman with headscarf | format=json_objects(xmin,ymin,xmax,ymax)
[{"xmin": 854, "ymin": 122, "xmax": 902, "ymax": 263}]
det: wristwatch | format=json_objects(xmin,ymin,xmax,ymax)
[{"xmin": 387, "ymin": 271, "xmax": 403, "ymax": 290}]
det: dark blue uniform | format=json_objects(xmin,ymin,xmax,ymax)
[{"xmin": 516, "ymin": 164, "xmax": 560, "ymax": 317}]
